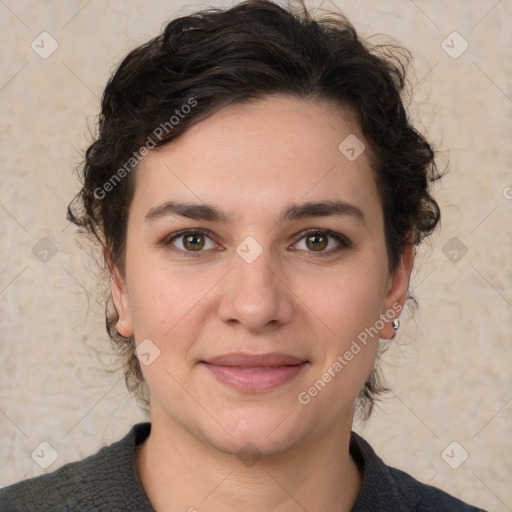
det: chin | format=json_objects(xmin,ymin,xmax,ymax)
[
  {"xmin": 207, "ymin": 427, "xmax": 304, "ymax": 459},
  {"xmin": 197, "ymin": 406, "xmax": 312, "ymax": 458}
]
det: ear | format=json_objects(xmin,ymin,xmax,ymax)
[
  {"xmin": 110, "ymin": 264, "xmax": 134, "ymax": 338},
  {"xmin": 379, "ymin": 243, "xmax": 414, "ymax": 340}
]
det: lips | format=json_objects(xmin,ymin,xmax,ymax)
[
  {"xmin": 201, "ymin": 352, "xmax": 308, "ymax": 392},
  {"xmin": 204, "ymin": 352, "xmax": 306, "ymax": 367}
]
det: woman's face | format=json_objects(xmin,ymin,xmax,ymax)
[{"xmin": 112, "ymin": 95, "xmax": 412, "ymax": 455}]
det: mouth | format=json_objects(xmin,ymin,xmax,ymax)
[{"xmin": 201, "ymin": 352, "xmax": 309, "ymax": 392}]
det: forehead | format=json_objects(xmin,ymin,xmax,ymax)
[{"xmin": 132, "ymin": 95, "xmax": 380, "ymax": 224}]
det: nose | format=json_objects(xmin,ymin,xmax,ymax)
[{"xmin": 217, "ymin": 242, "xmax": 294, "ymax": 333}]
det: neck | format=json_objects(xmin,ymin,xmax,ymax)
[{"xmin": 135, "ymin": 405, "xmax": 362, "ymax": 512}]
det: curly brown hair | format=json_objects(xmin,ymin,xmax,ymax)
[{"xmin": 67, "ymin": 0, "xmax": 442, "ymax": 419}]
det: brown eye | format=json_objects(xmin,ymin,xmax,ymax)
[
  {"xmin": 293, "ymin": 229, "xmax": 350, "ymax": 256},
  {"xmin": 182, "ymin": 233, "xmax": 206, "ymax": 251},
  {"xmin": 167, "ymin": 230, "xmax": 216, "ymax": 254},
  {"xmin": 305, "ymin": 233, "xmax": 328, "ymax": 251}
]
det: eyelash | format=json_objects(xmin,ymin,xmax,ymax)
[{"xmin": 163, "ymin": 228, "xmax": 351, "ymax": 258}]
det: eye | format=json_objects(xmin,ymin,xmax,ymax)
[
  {"xmin": 166, "ymin": 229, "xmax": 217, "ymax": 255},
  {"xmin": 293, "ymin": 229, "xmax": 350, "ymax": 256},
  {"xmin": 163, "ymin": 228, "xmax": 350, "ymax": 258}
]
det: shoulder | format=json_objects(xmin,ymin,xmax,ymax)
[
  {"xmin": 349, "ymin": 431, "xmax": 488, "ymax": 512},
  {"xmin": 0, "ymin": 422, "xmax": 153, "ymax": 512},
  {"xmin": 385, "ymin": 464, "xmax": 486, "ymax": 512}
]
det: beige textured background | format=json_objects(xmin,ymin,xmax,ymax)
[{"xmin": 1, "ymin": 0, "xmax": 511, "ymax": 510}]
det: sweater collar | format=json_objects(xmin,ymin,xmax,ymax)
[
  {"xmin": 126, "ymin": 422, "xmax": 420, "ymax": 511},
  {"xmin": 349, "ymin": 430, "xmax": 420, "ymax": 511}
]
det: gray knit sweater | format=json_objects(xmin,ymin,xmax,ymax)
[{"xmin": 0, "ymin": 422, "xmax": 487, "ymax": 511}]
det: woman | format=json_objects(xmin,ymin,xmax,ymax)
[{"xmin": 0, "ymin": 0, "xmax": 487, "ymax": 510}]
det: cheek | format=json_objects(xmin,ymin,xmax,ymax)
[
  {"xmin": 125, "ymin": 257, "xmax": 215, "ymax": 349},
  {"xmin": 298, "ymin": 268, "xmax": 384, "ymax": 410},
  {"xmin": 303, "ymin": 260, "xmax": 387, "ymax": 333},
  {"xmin": 124, "ymin": 249, "xmax": 170, "ymax": 335},
  {"xmin": 301, "ymin": 255, "xmax": 388, "ymax": 383}
]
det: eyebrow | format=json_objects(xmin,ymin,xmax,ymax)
[{"xmin": 145, "ymin": 199, "xmax": 366, "ymax": 225}]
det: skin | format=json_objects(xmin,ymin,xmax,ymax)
[{"xmin": 111, "ymin": 95, "xmax": 414, "ymax": 511}]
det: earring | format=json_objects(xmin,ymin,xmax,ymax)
[{"xmin": 392, "ymin": 318, "xmax": 400, "ymax": 331}]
